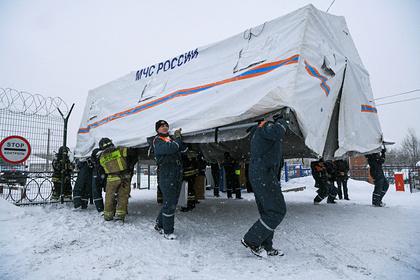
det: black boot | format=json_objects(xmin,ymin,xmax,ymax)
[
  {"xmin": 227, "ymin": 190, "xmax": 233, "ymax": 199},
  {"xmin": 214, "ymin": 187, "xmax": 220, "ymax": 197},
  {"xmin": 265, "ymin": 247, "xmax": 284, "ymax": 256},
  {"xmin": 327, "ymin": 196, "xmax": 336, "ymax": 204},
  {"xmin": 241, "ymin": 238, "xmax": 263, "ymax": 258},
  {"xmin": 314, "ymin": 195, "xmax": 323, "ymax": 205}
]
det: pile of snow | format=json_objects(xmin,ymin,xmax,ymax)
[{"xmin": 1, "ymin": 176, "xmax": 419, "ymax": 280}]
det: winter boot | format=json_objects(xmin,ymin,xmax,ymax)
[
  {"xmin": 327, "ymin": 196, "xmax": 336, "ymax": 204},
  {"xmin": 241, "ymin": 238, "xmax": 264, "ymax": 258},
  {"xmin": 154, "ymin": 224, "xmax": 163, "ymax": 234},
  {"xmin": 227, "ymin": 190, "xmax": 233, "ymax": 199},
  {"xmin": 81, "ymin": 199, "xmax": 88, "ymax": 209},
  {"xmin": 313, "ymin": 195, "xmax": 323, "ymax": 205},
  {"xmin": 214, "ymin": 187, "xmax": 220, "ymax": 197},
  {"xmin": 114, "ymin": 215, "xmax": 125, "ymax": 223},
  {"xmin": 265, "ymin": 248, "xmax": 285, "ymax": 256},
  {"xmin": 164, "ymin": 233, "xmax": 177, "ymax": 240},
  {"xmin": 373, "ymin": 202, "xmax": 386, "ymax": 207}
]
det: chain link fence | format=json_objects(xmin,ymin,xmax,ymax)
[{"xmin": 0, "ymin": 88, "xmax": 71, "ymax": 205}]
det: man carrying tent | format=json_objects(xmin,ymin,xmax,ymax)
[
  {"xmin": 311, "ymin": 159, "xmax": 337, "ymax": 204},
  {"xmin": 73, "ymin": 148, "xmax": 104, "ymax": 212},
  {"xmin": 241, "ymin": 112, "xmax": 288, "ymax": 257},
  {"xmin": 324, "ymin": 160, "xmax": 338, "ymax": 204},
  {"xmin": 98, "ymin": 138, "xmax": 139, "ymax": 222},
  {"xmin": 223, "ymin": 152, "xmax": 242, "ymax": 199},
  {"xmin": 210, "ymin": 162, "xmax": 221, "ymax": 197},
  {"xmin": 90, "ymin": 147, "xmax": 105, "ymax": 212},
  {"xmin": 181, "ymin": 147, "xmax": 199, "ymax": 212},
  {"xmin": 153, "ymin": 120, "xmax": 185, "ymax": 240},
  {"xmin": 73, "ymin": 157, "xmax": 93, "ymax": 209},
  {"xmin": 334, "ymin": 159, "xmax": 350, "ymax": 200},
  {"xmin": 366, "ymin": 147, "xmax": 389, "ymax": 207}
]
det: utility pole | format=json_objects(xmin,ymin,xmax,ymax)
[{"xmin": 57, "ymin": 103, "xmax": 75, "ymax": 204}]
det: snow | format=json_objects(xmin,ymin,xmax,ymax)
[{"xmin": 1, "ymin": 176, "xmax": 419, "ymax": 280}]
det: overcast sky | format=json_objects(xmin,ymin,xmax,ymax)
[{"xmin": 0, "ymin": 0, "xmax": 419, "ymax": 149}]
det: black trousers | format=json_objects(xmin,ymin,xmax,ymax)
[
  {"xmin": 211, "ymin": 163, "xmax": 220, "ymax": 196},
  {"xmin": 336, "ymin": 177, "xmax": 348, "ymax": 199}
]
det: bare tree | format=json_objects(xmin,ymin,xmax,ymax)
[
  {"xmin": 384, "ymin": 148, "xmax": 401, "ymax": 165},
  {"xmin": 401, "ymin": 128, "xmax": 420, "ymax": 165}
]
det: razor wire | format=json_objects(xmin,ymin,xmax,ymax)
[{"xmin": 0, "ymin": 87, "xmax": 68, "ymax": 117}]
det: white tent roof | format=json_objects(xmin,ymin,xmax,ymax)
[{"xmin": 75, "ymin": 4, "xmax": 382, "ymax": 159}]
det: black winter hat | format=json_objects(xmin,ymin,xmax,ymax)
[{"xmin": 155, "ymin": 120, "xmax": 169, "ymax": 131}]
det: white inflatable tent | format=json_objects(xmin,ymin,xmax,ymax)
[{"xmin": 75, "ymin": 4, "xmax": 383, "ymax": 161}]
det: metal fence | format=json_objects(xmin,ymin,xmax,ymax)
[
  {"xmin": 0, "ymin": 88, "xmax": 69, "ymax": 172},
  {"xmin": 0, "ymin": 171, "xmax": 78, "ymax": 205},
  {"xmin": 284, "ymin": 163, "xmax": 311, "ymax": 181},
  {"xmin": 0, "ymin": 165, "xmax": 159, "ymax": 206},
  {"xmin": 350, "ymin": 165, "xmax": 420, "ymax": 192},
  {"xmin": 0, "ymin": 88, "xmax": 73, "ymax": 205}
]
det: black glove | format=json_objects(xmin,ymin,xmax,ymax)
[
  {"xmin": 272, "ymin": 113, "xmax": 283, "ymax": 122},
  {"xmin": 275, "ymin": 118, "xmax": 289, "ymax": 131},
  {"xmin": 273, "ymin": 108, "xmax": 290, "ymax": 126}
]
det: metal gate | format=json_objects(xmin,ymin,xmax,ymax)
[{"xmin": 0, "ymin": 88, "xmax": 71, "ymax": 205}]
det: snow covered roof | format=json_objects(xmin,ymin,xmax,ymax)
[{"xmin": 75, "ymin": 4, "xmax": 383, "ymax": 160}]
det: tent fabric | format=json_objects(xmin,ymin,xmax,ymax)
[{"xmin": 75, "ymin": 4, "xmax": 382, "ymax": 159}]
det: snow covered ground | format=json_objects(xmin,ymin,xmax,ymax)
[{"xmin": 1, "ymin": 176, "xmax": 419, "ymax": 280}]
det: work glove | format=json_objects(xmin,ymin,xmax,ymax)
[{"xmin": 174, "ymin": 128, "xmax": 182, "ymax": 139}]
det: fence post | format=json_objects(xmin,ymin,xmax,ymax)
[
  {"xmin": 147, "ymin": 165, "xmax": 151, "ymax": 190},
  {"xmin": 136, "ymin": 161, "xmax": 141, "ymax": 189},
  {"xmin": 57, "ymin": 103, "xmax": 74, "ymax": 204},
  {"xmin": 408, "ymin": 170, "xmax": 413, "ymax": 193}
]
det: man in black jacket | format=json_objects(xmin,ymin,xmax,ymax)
[
  {"xmin": 335, "ymin": 159, "xmax": 350, "ymax": 200},
  {"xmin": 223, "ymin": 152, "xmax": 242, "ymax": 199}
]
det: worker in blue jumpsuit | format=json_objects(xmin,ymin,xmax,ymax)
[
  {"xmin": 366, "ymin": 147, "xmax": 389, "ymax": 207},
  {"xmin": 153, "ymin": 120, "xmax": 185, "ymax": 240},
  {"xmin": 73, "ymin": 158, "xmax": 93, "ymax": 209},
  {"xmin": 242, "ymin": 114, "xmax": 288, "ymax": 257},
  {"xmin": 90, "ymin": 147, "xmax": 105, "ymax": 212}
]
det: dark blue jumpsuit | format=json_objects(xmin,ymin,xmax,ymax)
[
  {"xmin": 366, "ymin": 150, "xmax": 389, "ymax": 206},
  {"xmin": 73, "ymin": 160, "xmax": 93, "ymax": 209},
  {"xmin": 153, "ymin": 134, "xmax": 184, "ymax": 234},
  {"xmin": 91, "ymin": 148, "xmax": 105, "ymax": 212},
  {"xmin": 243, "ymin": 120, "xmax": 287, "ymax": 250}
]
